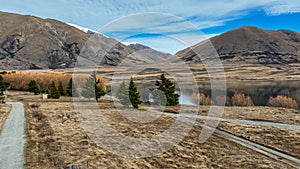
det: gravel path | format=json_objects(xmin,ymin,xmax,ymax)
[{"xmin": 0, "ymin": 102, "xmax": 25, "ymax": 169}]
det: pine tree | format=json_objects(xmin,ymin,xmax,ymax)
[
  {"xmin": 58, "ymin": 82, "xmax": 66, "ymax": 96},
  {"xmin": 66, "ymin": 78, "xmax": 78, "ymax": 97},
  {"xmin": 28, "ymin": 80, "xmax": 41, "ymax": 95},
  {"xmin": 81, "ymin": 72, "xmax": 106, "ymax": 101},
  {"xmin": 116, "ymin": 81, "xmax": 130, "ymax": 106},
  {"xmin": 0, "ymin": 75, "xmax": 9, "ymax": 103},
  {"xmin": 153, "ymin": 74, "xmax": 179, "ymax": 106},
  {"xmin": 128, "ymin": 77, "xmax": 142, "ymax": 108},
  {"xmin": 49, "ymin": 81, "xmax": 60, "ymax": 99}
]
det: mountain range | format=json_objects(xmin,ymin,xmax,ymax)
[
  {"xmin": 0, "ymin": 11, "xmax": 300, "ymax": 70},
  {"xmin": 0, "ymin": 11, "xmax": 171, "ymax": 70},
  {"xmin": 176, "ymin": 26, "xmax": 300, "ymax": 65}
]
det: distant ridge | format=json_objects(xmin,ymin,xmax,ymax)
[{"xmin": 176, "ymin": 26, "xmax": 300, "ymax": 65}]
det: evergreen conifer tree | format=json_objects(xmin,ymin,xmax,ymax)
[
  {"xmin": 50, "ymin": 81, "xmax": 60, "ymax": 99},
  {"xmin": 128, "ymin": 77, "xmax": 142, "ymax": 108},
  {"xmin": 58, "ymin": 82, "xmax": 66, "ymax": 96},
  {"xmin": 66, "ymin": 78, "xmax": 78, "ymax": 97},
  {"xmin": 81, "ymin": 72, "xmax": 106, "ymax": 101},
  {"xmin": 116, "ymin": 81, "xmax": 130, "ymax": 106},
  {"xmin": 153, "ymin": 74, "xmax": 179, "ymax": 106},
  {"xmin": 28, "ymin": 80, "xmax": 41, "ymax": 95}
]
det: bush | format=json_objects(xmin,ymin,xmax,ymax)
[
  {"xmin": 231, "ymin": 93, "xmax": 254, "ymax": 107},
  {"xmin": 192, "ymin": 93, "xmax": 212, "ymax": 105},
  {"xmin": 267, "ymin": 95, "xmax": 298, "ymax": 110}
]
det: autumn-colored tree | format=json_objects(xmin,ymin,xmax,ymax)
[
  {"xmin": 267, "ymin": 95, "xmax": 298, "ymax": 110},
  {"xmin": 231, "ymin": 93, "xmax": 254, "ymax": 107},
  {"xmin": 192, "ymin": 93, "xmax": 212, "ymax": 105}
]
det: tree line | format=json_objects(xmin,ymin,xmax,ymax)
[{"xmin": 27, "ymin": 71, "xmax": 106, "ymax": 100}]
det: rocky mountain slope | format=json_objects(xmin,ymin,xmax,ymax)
[
  {"xmin": 127, "ymin": 43, "xmax": 172, "ymax": 63},
  {"xmin": 0, "ymin": 11, "xmax": 171, "ymax": 70},
  {"xmin": 176, "ymin": 26, "xmax": 300, "ymax": 65}
]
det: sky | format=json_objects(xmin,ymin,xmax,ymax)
[{"xmin": 1, "ymin": 0, "xmax": 300, "ymax": 54}]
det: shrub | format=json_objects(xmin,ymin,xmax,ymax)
[
  {"xmin": 267, "ymin": 95, "xmax": 298, "ymax": 110},
  {"xmin": 231, "ymin": 93, "xmax": 254, "ymax": 107},
  {"xmin": 192, "ymin": 93, "xmax": 212, "ymax": 105}
]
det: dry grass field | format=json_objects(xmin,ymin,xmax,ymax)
[
  {"xmin": 5, "ymin": 91, "xmax": 297, "ymax": 169},
  {"xmin": 218, "ymin": 122, "xmax": 300, "ymax": 159}
]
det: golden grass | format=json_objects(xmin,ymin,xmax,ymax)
[{"xmin": 22, "ymin": 99, "xmax": 293, "ymax": 168}]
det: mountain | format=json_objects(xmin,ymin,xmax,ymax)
[
  {"xmin": 176, "ymin": 26, "xmax": 300, "ymax": 65},
  {"xmin": 0, "ymin": 11, "xmax": 171, "ymax": 70},
  {"xmin": 127, "ymin": 43, "xmax": 172, "ymax": 62}
]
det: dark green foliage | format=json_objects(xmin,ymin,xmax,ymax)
[
  {"xmin": 153, "ymin": 74, "xmax": 179, "ymax": 106},
  {"xmin": 0, "ymin": 75, "xmax": 9, "ymax": 103},
  {"xmin": 81, "ymin": 72, "xmax": 106, "ymax": 101},
  {"xmin": 49, "ymin": 81, "xmax": 60, "ymax": 99},
  {"xmin": 66, "ymin": 78, "xmax": 78, "ymax": 97},
  {"xmin": 116, "ymin": 81, "xmax": 130, "ymax": 106},
  {"xmin": 28, "ymin": 80, "xmax": 41, "ymax": 95},
  {"xmin": 58, "ymin": 82, "xmax": 66, "ymax": 96},
  {"xmin": 44, "ymin": 87, "xmax": 51, "ymax": 98},
  {"xmin": 128, "ymin": 77, "xmax": 142, "ymax": 108}
]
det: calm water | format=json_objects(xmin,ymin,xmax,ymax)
[{"xmin": 137, "ymin": 80, "xmax": 300, "ymax": 108}]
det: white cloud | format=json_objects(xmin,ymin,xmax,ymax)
[{"xmin": 1, "ymin": 0, "xmax": 299, "ymax": 53}]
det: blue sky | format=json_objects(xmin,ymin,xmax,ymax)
[{"xmin": 1, "ymin": 0, "xmax": 300, "ymax": 54}]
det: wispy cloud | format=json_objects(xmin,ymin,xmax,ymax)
[{"xmin": 1, "ymin": 0, "xmax": 300, "ymax": 53}]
